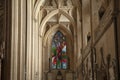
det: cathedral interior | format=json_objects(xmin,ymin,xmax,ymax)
[{"xmin": 0, "ymin": 0, "xmax": 120, "ymax": 80}]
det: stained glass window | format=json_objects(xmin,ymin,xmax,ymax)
[{"xmin": 51, "ymin": 31, "xmax": 68, "ymax": 69}]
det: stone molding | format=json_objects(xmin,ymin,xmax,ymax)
[
  {"xmin": 82, "ymin": 0, "xmax": 114, "ymax": 60},
  {"xmin": 94, "ymin": 0, "xmax": 114, "ymax": 45},
  {"xmin": 39, "ymin": 9, "xmax": 76, "ymax": 37},
  {"xmin": 82, "ymin": 40, "xmax": 92, "ymax": 61}
]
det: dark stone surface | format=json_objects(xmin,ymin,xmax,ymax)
[{"xmin": 0, "ymin": 0, "xmax": 11, "ymax": 80}]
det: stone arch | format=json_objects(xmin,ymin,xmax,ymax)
[
  {"xmin": 33, "ymin": 0, "xmax": 46, "ymax": 20},
  {"xmin": 39, "ymin": 9, "xmax": 76, "ymax": 37},
  {"xmin": 43, "ymin": 24, "xmax": 73, "ymax": 46},
  {"xmin": 33, "ymin": 0, "xmax": 77, "ymax": 78},
  {"xmin": 42, "ymin": 24, "xmax": 74, "ymax": 70}
]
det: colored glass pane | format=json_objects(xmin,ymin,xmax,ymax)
[{"xmin": 51, "ymin": 31, "xmax": 67, "ymax": 69}]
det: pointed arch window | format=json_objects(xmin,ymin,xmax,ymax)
[{"xmin": 51, "ymin": 31, "xmax": 68, "ymax": 69}]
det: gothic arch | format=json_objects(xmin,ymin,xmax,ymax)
[
  {"xmin": 43, "ymin": 24, "xmax": 73, "ymax": 46},
  {"xmin": 39, "ymin": 9, "xmax": 76, "ymax": 37},
  {"xmin": 33, "ymin": 0, "xmax": 46, "ymax": 20},
  {"xmin": 42, "ymin": 24, "xmax": 74, "ymax": 70},
  {"xmin": 32, "ymin": 0, "xmax": 77, "ymax": 79}
]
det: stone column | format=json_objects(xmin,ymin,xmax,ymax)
[
  {"xmin": 32, "ymin": 17, "xmax": 39, "ymax": 80},
  {"xmin": 11, "ymin": 0, "xmax": 19, "ymax": 79},
  {"xmin": 26, "ymin": 0, "xmax": 33, "ymax": 80},
  {"xmin": 38, "ymin": 37, "xmax": 43, "ymax": 80},
  {"xmin": 11, "ymin": 0, "xmax": 27, "ymax": 80},
  {"xmin": 113, "ymin": 0, "xmax": 120, "ymax": 79},
  {"xmin": 117, "ymin": 0, "xmax": 120, "ymax": 77}
]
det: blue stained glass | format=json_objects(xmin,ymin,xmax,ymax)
[{"xmin": 51, "ymin": 31, "xmax": 68, "ymax": 69}]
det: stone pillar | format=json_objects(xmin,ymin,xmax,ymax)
[
  {"xmin": 38, "ymin": 37, "xmax": 43, "ymax": 80},
  {"xmin": 33, "ymin": 0, "xmax": 47, "ymax": 79},
  {"xmin": 114, "ymin": 0, "xmax": 120, "ymax": 79},
  {"xmin": 26, "ymin": 0, "xmax": 33, "ymax": 80},
  {"xmin": 32, "ymin": 16, "xmax": 39, "ymax": 80},
  {"xmin": 117, "ymin": 0, "xmax": 120, "ymax": 76},
  {"xmin": 11, "ymin": 0, "xmax": 19, "ymax": 79},
  {"xmin": 11, "ymin": 0, "xmax": 27, "ymax": 80},
  {"xmin": 116, "ymin": 0, "xmax": 120, "ymax": 78}
]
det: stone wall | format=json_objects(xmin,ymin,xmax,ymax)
[
  {"xmin": 82, "ymin": 0, "xmax": 91, "ymax": 49},
  {"xmin": 76, "ymin": 0, "xmax": 119, "ymax": 80},
  {"xmin": 95, "ymin": 23, "xmax": 116, "ymax": 80}
]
